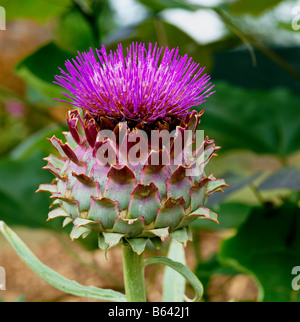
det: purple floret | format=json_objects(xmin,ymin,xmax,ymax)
[{"xmin": 54, "ymin": 42, "xmax": 215, "ymax": 123}]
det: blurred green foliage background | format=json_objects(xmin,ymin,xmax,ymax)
[{"xmin": 0, "ymin": 0, "xmax": 300, "ymax": 302}]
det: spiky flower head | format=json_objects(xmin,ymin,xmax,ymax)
[
  {"xmin": 38, "ymin": 42, "xmax": 227, "ymax": 254},
  {"xmin": 54, "ymin": 42, "xmax": 214, "ymax": 124}
]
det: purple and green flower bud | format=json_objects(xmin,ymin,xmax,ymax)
[{"xmin": 37, "ymin": 42, "xmax": 228, "ymax": 254}]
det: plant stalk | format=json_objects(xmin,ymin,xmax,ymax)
[{"xmin": 122, "ymin": 244, "xmax": 147, "ymax": 302}]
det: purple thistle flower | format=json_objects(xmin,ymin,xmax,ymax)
[
  {"xmin": 38, "ymin": 42, "xmax": 228, "ymax": 258},
  {"xmin": 54, "ymin": 42, "xmax": 215, "ymax": 124}
]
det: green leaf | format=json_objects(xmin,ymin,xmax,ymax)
[
  {"xmin": 9, "ymin": 124, "xmax": 65, "ymax": 161},
  {"xmin": 16, "ymin": 42, "xmax": 74, "ymax": 84},
  {"xmin": 17, "ymin": 68, "xmax": 65, "ymax": 104},
  {"xmin": 1, "ymin": 0, "xmax": 71, "ymax": 23},
  {"xmin": 0, "ymin": 221, "xmax": 126, "ymax": 302},
  {"xmin": 0, "ymin": 152, "xmax": 59, "ymax": 229},
  {"xmin": 277, "ymin": 22, "xmax": 294, "ymax": 32},
  {"xmin": 197, "ymin": 82, "xmax": 300, "ymax": 157},
  {"xmin": 0, "ymin": 126, "xmax": 67, "ymax": 230},
  {"xmin": 206, "ymin": 172, "xmax": 263, "ymax": 207},
  {"xmin": 229, "ymin": 0, "xmax": 284, "ymax": 16},
  {"xmin": 15, "ymin": 43, "xmax": 75, "ymax": 101},
  {"xmin": 53, "ymin": 7, "xmax": 95, "ymax": 53},
  {"xmin": 162, "ymin": 239, "xmax": 186, "ymax": 302},
  {"xmin": 145, "ymin": 256, "xmax": 204, "ymax": 302},
  {"xmin": 219, "ymin": 202, "xmax": 300, "ymax": 302},
  {"xmin": 258, "ymin": 168, "xmax": 300, "ymax": 191},
  {"xmin": 191, "ymin": 203, "xmax": 252, "ymax": 230},
  {"xmin": 136, "ymin": 0, "xmax": 196, "ymax": 12}
]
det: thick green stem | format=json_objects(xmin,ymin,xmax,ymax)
[{"xmin": 122, "ymin": 244, "xmax": 147, "ymax": 302}]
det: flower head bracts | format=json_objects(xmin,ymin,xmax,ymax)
[
  {"xmin": 37, "ymin": 109, "xmax": 228, "ymax": 253},
  {"xmin": 38, "ymin": 43, "xmax": 227, "ymax": 254}
]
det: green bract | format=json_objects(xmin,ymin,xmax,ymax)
[{"xmin": 37, "ymin": 109, "xmax": 227, "ymax": 254}]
